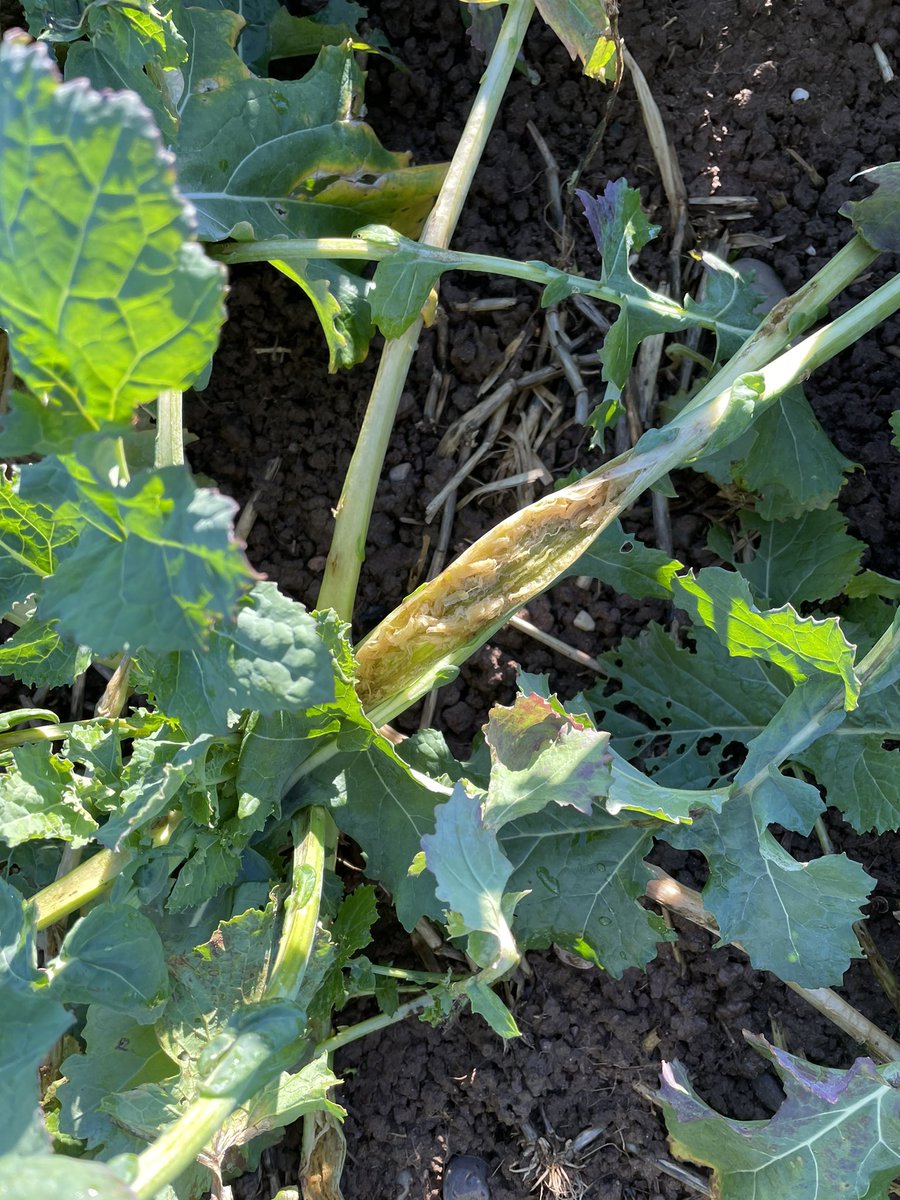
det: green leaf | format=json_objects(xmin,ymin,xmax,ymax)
[
  {"xmin": 482, "ymin": 692, "xmax": 611, "ymax": 827},
  {"xmin": 0, "ymin": 742, "xmax": 98, "ymax": 848},
  {"xmin": 534, "ymin": 0, "xmax": 616, "ymax": 81},
  {"xmin": 177, "ymin": 43, "xmax": 445, "ymax": 242},
  {"xmin": 60, "ymin": 0, "xmax": 187, "ymax": 142},
  {"xmin": 49, "ymin": 905, "xmax": 169, "ymax": 1021},
  {"xmin": 0, "ymin": 1157, "xmax": 138, "ymax": 1200},
  {"xmin": 607, "ymin": 752, "xmax": 727, "ymax": 822},
  {"xmin": 368, "ymin": 245, "xmax": 444, "ymax": 338},
  {"xmin": 0, "ymin": 618, "xmax": 90, "ymax": 688},
  {"xmin": 797, "ymin": 680, "xmax": 900, "ymax": 834},
  {"xmin": 0, "ymin": 880, "xmax": 73, "ymax": 1156},
  {"xmin": 709, "ymin": 507, "xmax": 865, "ymax": 606},
  {"xmin": 501, "ymin": 807, "xmax": 671, "ymax": 975},
  {"xmin": 422, "ymin": 784, "xmax": 516, "ymax": 964},
  {"xmin": 576, "ymin": 182, "xmax": 684, "ymax": 410},
  {"xmin": 672, "ymin": 764, "xmax": 872, "ymax": 986},
  {"xmin": 38, "ymin": 465, "xmax": 254, "ymax": 655},
  {"xmin": 219, "ymin": 1052, "xmax": 344, "ymax": 1157},
  {"xmin": 99, "ymin": 730, "xmax": 214, "ymax": 850},
  {"xmin": 268, "ymin": 0, "xmax": 371, "ymax": 65},
  {"xmin": 703, "ymin": 385, "xmax": 855, "ymax": 520},
  {"xmin": 0, "ymin": 476, "xmax": 78, "ymax": 612},
  {"xmin": 57, "ymin": 1005, "xmax": 177, "ymax": 1149},
  {"xmin": 660, "ymin": 1036, "xmax": 900, "ymax": 1199},
  {"xmin": 0, "ymin": 34, "xmax": 225, "ymax": 443},
  {"xmin": 464, "ymin": 977, "xmax": 520, "ymax": 1038},
  {"xmin": 271, "ymin": 257, "xmax": 373, "ymax": 371},
  {"xmin": 562, "ymin": 518, "xmax": 682, "ymax": 598},
  {"xmin": 891, "ymin": 409, "xmax": 900, "ymax": 449},
  {"xmin": 310, "ymin": 740, "xmax": 444, "ymax": 931},
  {"xmin": 141, "ymin": 583, "xmax": 336, "ymax": 738},
  {"xmin": 839, "ymin": 162, "xmax": 900, "ymax": 252},
  {"xmin": 683, "ymin": 253, "xmax": 761, "ymax": 362},
  {"xmin": 845, "ymin": 569, "xmax": 900, "ymax": 601},
  {"xmin": 588, "ymin": 624, "xmax": 790, "ymax": 788},
  {"xmin": 672, "ymin": 567, "xmax": 859, "ymax": 708}
]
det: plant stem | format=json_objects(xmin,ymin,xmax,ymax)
[
  {"xmin": 32, "ymin": 808, "xmax": 184, "ymax": 929},
  {"xmin": 130, "ymin": 808, "xmax": 326, "ymax": 1200},
  {"xmin": 155, "ymin": 389, "xmax": 185, "ymax": 467},
  {"xmin": 316, "ymin": 0, "xmax": 536, "ymax": 620},
  {"xmin": 266, "ymin": 807, "xmax": 326, "ymax": 1001},
  {"xmin": 0, "ymin": 714, "xmax": 161, "ymax": 751}
]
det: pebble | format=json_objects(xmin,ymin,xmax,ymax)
[
  {"xmin": 573, "ymin": 609, "xmax": 596, "ymax": 632},
  {"xmin": 443, "ymin": 1155, "xmax": 490, "ymax": 1200},
  {"xmin": 307, "ymin": 555, "xmax": 327, "ymax": 572},
  {"xmin": 389, "ymin": 461, "xmax": 412, "ymax": 483},
  {"xmin": 791, "ymin": 86, "xmax": 810, "ymax": 102}
]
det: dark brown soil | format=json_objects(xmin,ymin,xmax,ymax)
[{"xmin": 186, "ymin": 0, "xmax": 900, "ymax": 1196}]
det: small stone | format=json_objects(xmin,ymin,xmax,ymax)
[
  {"xmin": 307, "ymin": 555, "xmax": 327, "ymax": 572},
  {"xmin": 805, "ymin": 244, "xmax": 817, "ymax": 256},
  {"xmin": 574, "ymin": 574, "xmax": 593, "ymax": 590},
  {"xmin": 790, "ymin": 87, "xmax": 810, "ymax": 102},
  {"xmin": 389, "ymin": 461, "xmax": 412, "ymax": 483},
  {"xmin": 444, "ymin": 1155, "xmax": 490, "ymax": 1200},
  {"xmin": 573, "ymin": 609, "xmax": 596, "ymax": 632}
]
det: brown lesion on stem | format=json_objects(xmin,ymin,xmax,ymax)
[{"xmin": 356, "ymin": 469, "xmax": 633, "ymax": 713}]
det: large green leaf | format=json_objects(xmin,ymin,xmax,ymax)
[
  {"xmin": 0, "ymin": 618, "xmax": 90, "ymax": 689},
  {"xmin": 671, "ymin": 567, "xmax": 859, "ymax": 708},
  {"xmin": 500, "ymin": 807, "xmax": 671, "ymax": 975},
  {"xmin": 660, "ymin": 1036, "xmax": 900, "ymax": 1199},
  {"xmin": 588, "ymin": 624, "xmax": 790, "ymax": 788},
  {"xmin": 36, "ymin": 465, "xmax": 255, "ymax": 655},
  {"xmin": 0, "ymin": 34, "xmax": 225, "ymax": 443},
  {"xmin": 57, "ymin": 1005, "xmax": 177, "ymax": 1150},
  {"xmin": 839, "ymin": 162, "xmax": 900, "ymax": 253},
  {"xmin": 700, "ymin": 385, "xmax": 855, "ymax": 520},
  {"xmin": 0, "ymin": 880, "xmax": 73, "ymax": 1156},
  {"xmin": 48, "ymin": 905, "xmax": 169, "ymax": 1022},
  {"xmin": 671, "ymin": 781, "xmax": 871, "ymax": 986},
  {"xmin": 708, "ymin": 507, "xmax": 865, "ymax": 606},
  {"xmin": 0, "ymin": 476, "xmax": 78, "ymax": 612},
  {"xmin": 0, "ymin": 1157, "xmax": 138, "ymax": 1200},
  {"xmin": 309, "ymin": 740, "xmax": 444, "ymax": 930},
  {"xmin": 683, "ymin": 254, "xmax": 762, "ymax": 362},
  {"xmin": 141, "ymin": 582, "xmax": 336, "ymax": 738},
  {"xmin": 176, "ymin": 42, "xmax": 444, "ymax": 242},
  {"xmin": 0, "ymin": 742, "xmax": 98, "ymax": 848},
  {"xmin": 422, "ymin": 784, "xmax": 515, "ymax": 964}
]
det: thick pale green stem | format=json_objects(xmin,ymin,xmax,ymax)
[
  {"xmin": 317, "ymin": 0, "xmax": 536, "ymax": 620},
  {"xmin": 130, "ymin": 807, "xmax": 326, "ymax": 1200},
  {"xmin": 266, "ymin": 807, "xmax": 327, "ymax": 1000},
  {"xmin": 155, "ymin": 389, "xmax": 184, "ymax": 467}
]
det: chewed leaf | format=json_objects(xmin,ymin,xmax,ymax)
[
  {"xmin": 483, "ymin": 692, "xmax": 611, "ymax": 828},
  {"xmin": 660, "ymin": 1038, "xmax": 900, "ymax": 1200},
  {"xmin": 0, "ymin": 33, "xmax": 225, "ymax": 443},
  {"xmin": 563, "ymin": 518, "xmax": 682, "ymax": 599},
  {"xmin": 672, "ymin": 567, "xmax": 860, "ymax": 709}
]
